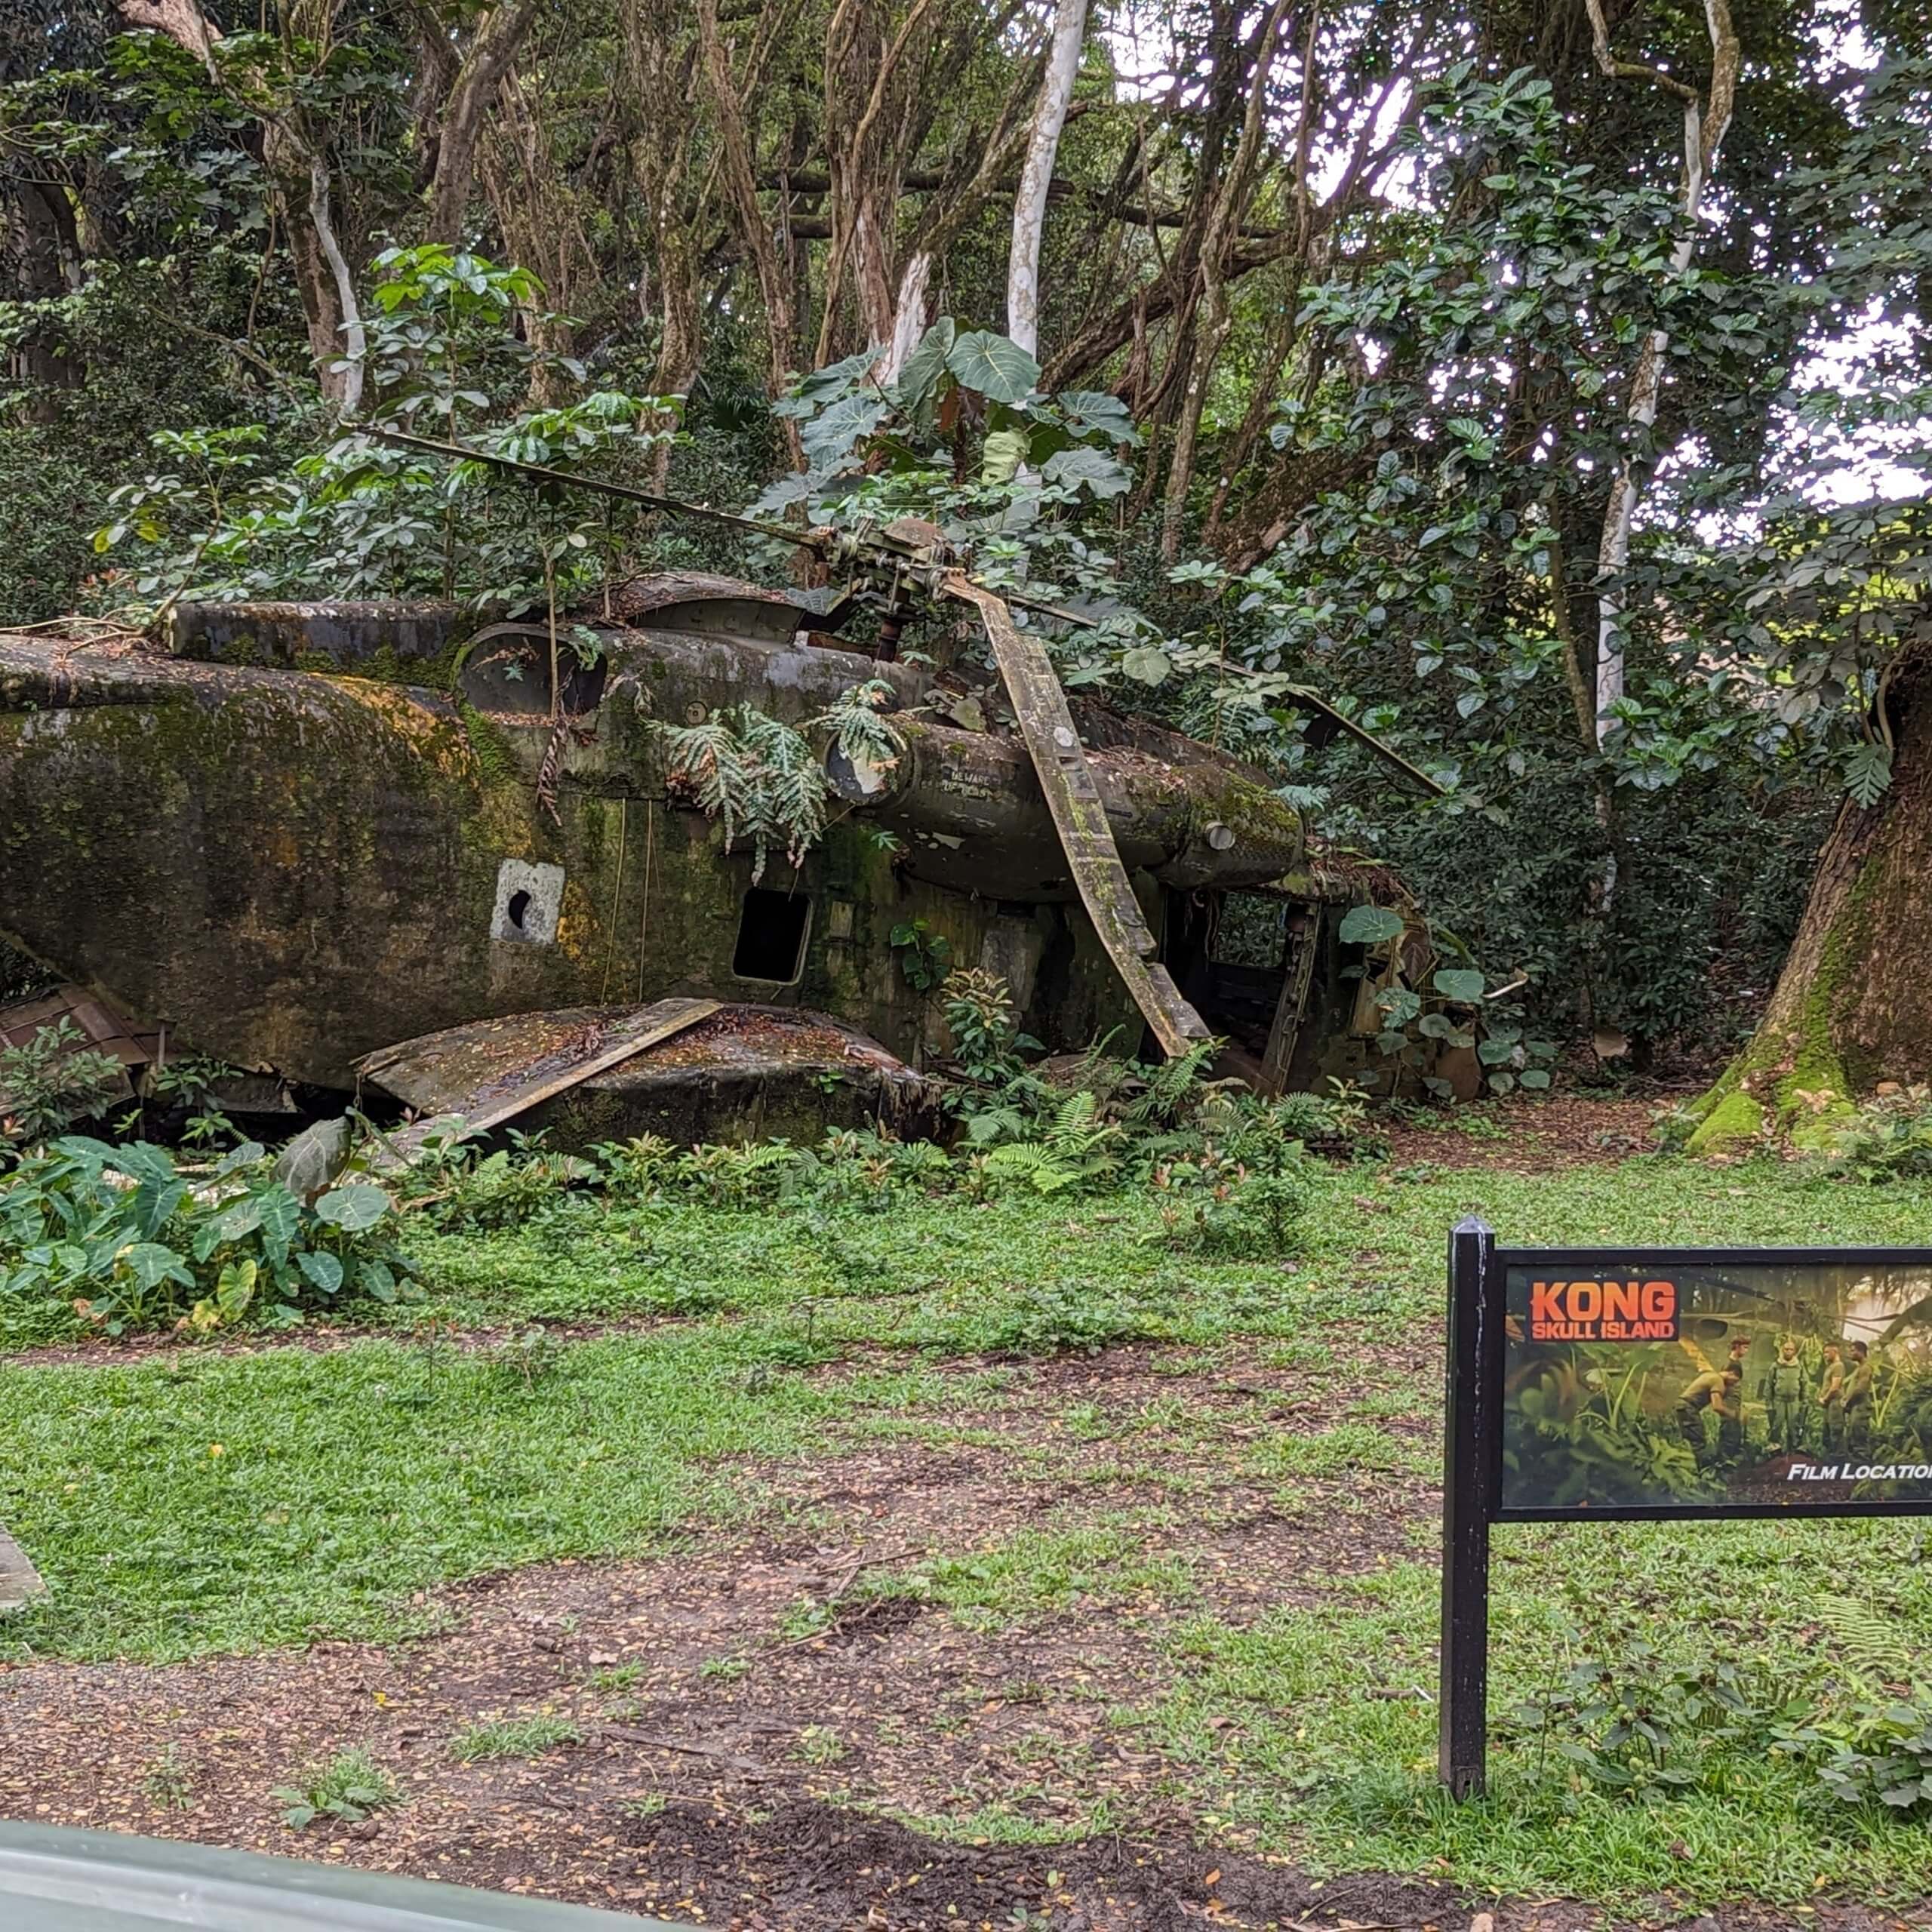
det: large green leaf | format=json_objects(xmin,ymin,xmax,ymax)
[
  {"xmin": 1432, "ymin": 968, "xmax": 1487, "ymax": 1003},
  {"xmin": 216, "ymin": 1257, "xmax": 257, "ymax": 1316},
  {"xmin": 119, "ymin": 1242, "xmax": 191, "ymax": 1291},
  {"xmin": 893, "ymin": 318, "xmax": 956, "ymax": 410},
  {"xmin": 296, "ymin": 1249, "xmax": 344, "ymax": 1295},
  {"xmin": 254, "ymin": 1183, "xmax": 301, "ymax": 1266},
  {"xmin": 1119, "ymin": 645, "xmax": 1174, "ymax": 686},
  {"xmin": 980, "ymin": 426, "xmax": 1028, "ymax": 485},
  {"xmin": 216, "ymin": 1196, "xmax": 264, "ymax": 1241},
  {"xmin": 801, "ymin": 394, "xmax": 887, "ymax": 466},
  {"xmin": 314, "ymin": 1183, "xmax": 392, "ymax": 1234},
  {"xmin": 1375, "ymin": 987, "xmax": 1423, "ymax": 1026},
  {"xmin": 795, "ymin": 346, "xmax": 879, "ymax": 400},
  {"xmin": 274, "ymin": 1117, "xmax": 350, "ymax": 1202},
  {"xmin": 105, "ymin": 1142, "xmax": 177, "ymax": 1189},
  {"xmin": 133, "ymin": 1177, "xmax": 188, "ymax": 1239},
  {"xmin": 945, "ymin": 330, "xmax": 1039, "ymax": 405},
  {"xmin": 1041, "ymin": 445, "xmax": 1131, "ymax": 500},
  {"xmin": 1338, "ymin": 905, "xmax": 1406, "ymax": 945},
  {"xmin": 1054, "ymin": 389, "xmax": 1141, "ymax": 445}
]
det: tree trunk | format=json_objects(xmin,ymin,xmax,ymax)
[
  {"xmin": 697, "ymin": 0, "xmax": 804, "ymax": 464},
  {"xmin": 118, "ymin": 0, "xmax": 365, "ymax": 409},
  {"xmin": 4, "ymin": 179, "xmax": 85, "ymax": 413},
  {"xmin": 1685, "ymin": 641, "xmax": 1932, "ymax": 1153},
  {"xmin": 1006, "ymin": 0, "xmax": 1085, "ymax": 356},
  {"xmin": 423, "ymin": 0, "xmax": 544, "ymax": 246},
  {"xmin": 1584, "ymin": 0, "xmax": 1739, "ymax": 749}
]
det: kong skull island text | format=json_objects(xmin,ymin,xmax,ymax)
[{"xmin": 1500, "ymin": 1254, "xmax": 1932, "ymax": 1515}]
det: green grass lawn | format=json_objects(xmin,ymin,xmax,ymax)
[{"xmin": 6, "ymin": 1144, "xmax": 1932, "ymax": 1908}]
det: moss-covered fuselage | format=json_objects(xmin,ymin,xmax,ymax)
[{"xmin": 0, "ymin": 586, "xmax": 1375, "ymax": 1096}]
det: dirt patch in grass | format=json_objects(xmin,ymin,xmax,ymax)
[
  {"xmin": 1383, "ymin": 1094, "xmax": 1659, "ymax": 1171},
  {"xmin": 0, "ymin": 1344, "xmax": 1438, "ymax": 1925}
]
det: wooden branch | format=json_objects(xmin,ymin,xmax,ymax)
[{"xmin": 1583, "ymin": 0, "xmax": 1700, "ymax": 105}]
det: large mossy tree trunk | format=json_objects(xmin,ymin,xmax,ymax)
[{"xmin": 1687, "ymin": 640, "xmax": 1932, "ymax": 1153}]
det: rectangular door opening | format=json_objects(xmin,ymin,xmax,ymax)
[{"xmin": 733, "ymin": 888, "xmax": 811, "ymax": 983}]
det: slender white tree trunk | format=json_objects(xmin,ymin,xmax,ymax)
[
  {"xmin": 1588, "ymin": 0, "xmax": 1737, "ymax": 749},
  {"xmin": 309, "ymin": 155, "xmax": 366, "ymax": 417},
  {"xmin": 878, "ymin": 250, "xmax": 933, "ymax": 384},
  {"xmin": 1006, "ymin": 0, "xmax": 1086, "ymax": 356}
]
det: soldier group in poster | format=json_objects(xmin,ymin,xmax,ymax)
[{"xmin": 1500, "ymin": 1259, "xmax": 1932, "ymax": 1512}]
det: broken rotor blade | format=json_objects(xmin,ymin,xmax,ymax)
[
  {"xmin": 944, "ymin": 573, "xmax": 1211, "ymax": 1061},
  {"xmin": 1279, "ymin": 686, "xmax": 1446, "ymax": 797},
  {"xmin": 348, "ymin": 423, "xmax": 820, "ymax": 552}
]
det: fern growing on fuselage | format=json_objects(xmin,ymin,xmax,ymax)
[{"xmin": 643, "ymin": 685, "xmax": 906, "ymax": 884}]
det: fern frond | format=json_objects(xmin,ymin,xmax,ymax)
[
  {"xmin": 644, "ymin": 706, "xmax": 832, "ymax": 884},
  {"xmin": 1817, "ymin": 1595, "xmax": 1902, "ymax": 1684},
  {"xmin": 810, "ymin": 680, "xmax": 908, "ymax": 775}
]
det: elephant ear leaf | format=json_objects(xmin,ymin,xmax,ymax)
[
  {"xmin": 945, "ymin": 330, "xmax": 1039, "ymax": 405},
  {"xmin": 980, "ymin": 426, "xmax": 1027, "ymax": 485},
  {"xmin": 313, "ymin": 1183, "xmax": 392, "ymax": 1235},
  {"xmin": 894, "ymin": 318, "xmax": 956, "ymax": 409},
  {"xmin": 1041, "ymin": 445, "xmax": 1131, "ymax": 499},
  {"xmin": 274, "ymin": 1118, "xmax": 352, "ymax": 1204},
  {"xmin": 1338, "ymin": 905, "xmax": 1406, "ymax": 945}
]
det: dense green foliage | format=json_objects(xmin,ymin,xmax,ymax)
[{"xmin": 1, "ymin": 1133, "xmax": 417, "ymax": 1337}]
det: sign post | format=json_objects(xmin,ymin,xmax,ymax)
[
  {"xmin": 1440, "ymin": 1231, "xmax": 1932, "ymax": 1798},
  {"xmin": 1438, "ymin": 1217, "xmax": 1497, "ymax": 1796}
]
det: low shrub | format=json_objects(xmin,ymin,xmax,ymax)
[
  {"xmin": 0, "ymin": 1021, "xmax": 125, "ymax": 1145},
  {"xmin": 0, "ymin": 1135, "xmax": 418, "ymax": 1336},
  {"xmin": 1824, "ymin": 1085, "xmax": 1932, "ymax": 1183},
  {"xmin": 983, "ymin": 1282, "xmax": 1163, "ymax": 1357},
  {"xmin": 1149, "ymin": 1141, "xmax": 1312, "ymax": 1254}
]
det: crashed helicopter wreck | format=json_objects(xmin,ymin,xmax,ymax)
[{"xmin": 0, "ymin": 434, "xmax": 1436, "ymax": 1147}]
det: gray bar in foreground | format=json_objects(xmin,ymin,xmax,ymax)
[{"xmin": 0, "ymin": 1823, "xmax": 690, "ymax": 1930}]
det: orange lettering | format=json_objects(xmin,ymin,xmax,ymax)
[
  {"xmin": 1570, "ymin": 1281, "xmax": 1601, "ymax": 1321},
  {"xmin": 1531, "ymin": 1281, "xmax": 1566, "ymax": 1329},
  {"xmin": 1603, "ymin": 1281, "xmax": 1639, "ymax": 1323},
  {"xmin": 1641, "ymin": 1281, "xmax": 1675, "ymax": 1321}
]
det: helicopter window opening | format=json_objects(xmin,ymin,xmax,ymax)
[
  {"xmin": 1180, "ymin": 891, "xmax": 1293, "ymax": 1072},
  {"xmin": 733, "ymin": 888, "xmax": 811, "ymax": 983},
  {"xmin": 490, "ymin": 859, "xmax": 564, "ymax": 944},
  {"xmin": 457, "ymin": 635, "xmax": 609, "ymax": 717},
  {"xmin": 1209, "ymin": 893, "xmax": 1287, "ymax": 971}
]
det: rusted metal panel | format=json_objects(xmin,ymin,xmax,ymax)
[
  {"xmin": 945, "ymin": 575, "xmax": 1210, "ymax": 1058},
  {"xmin": 0, "ymin": 983, "xmax": 157, "ymax": 1111},
  {"xmin": 359, "ymin": 997, "xmax": 720, "ymax": 1149}
]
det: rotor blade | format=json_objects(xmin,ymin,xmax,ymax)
[
  {"xmin": 993, "ymin": 596, "xmax": 1445, "ymax": 798},
  {"xmin": 1281, "ymin": 686, "xmax": 1447, "ymax": 797},
  {"xmin": 347, "ymin": 423, "xmax": 820, "ymax": 551},
  {"xmin": 945, "ymin": 573, "xmax": 1213, "ymax": 1060}
]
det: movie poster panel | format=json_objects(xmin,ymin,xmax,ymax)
[{"xmin": 1500, "ymin": 1254, "xmax": 1932, "ymax": 1514}]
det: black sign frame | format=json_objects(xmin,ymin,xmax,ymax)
[{"xmin": 1438, "ymin": 1217, "xmax": 1932, "ymax": 1797}]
